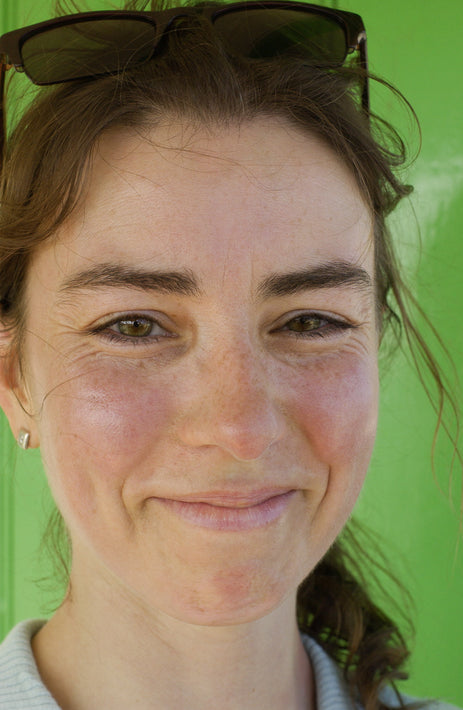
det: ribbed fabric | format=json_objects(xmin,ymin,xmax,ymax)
[
  {"xmin": 301, "ymin": 635, "xmax": 461, "ymax": 710},
  {"xmin": 302, "ymin": 635, "xmax": 358, "ymax": 709},
  {"xmin": 0, "ymin": 620, "xmax": 59, "ymax": 708},
  {"xmin": 0, "ymin": 619, "xmax": 461, "ymax": 709}
]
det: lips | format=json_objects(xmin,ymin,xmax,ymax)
[{"xmin": 152, "ymin": 489, "xmax": 297, "ymax": 532}]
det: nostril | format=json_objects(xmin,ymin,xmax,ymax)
[{"xmin": 178, "ymin": 385, "xmax": 284, "ymax": 461}]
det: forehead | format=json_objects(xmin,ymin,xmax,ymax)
[{"xmin": 47, "ymin": 117, "xmax": 373, "ymax": 281}]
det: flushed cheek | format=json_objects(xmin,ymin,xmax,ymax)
[
  {"xmin": 36, "ymin": 362, "xmax": 177, "ymax": 518},
  {"xmin": 290, "ymin": 354, "xmax": 378, "ymax": 502}
]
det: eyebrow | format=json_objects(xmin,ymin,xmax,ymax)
[
  {"xmin": 257, "ymin": 260, "xmax": 373, "ymax": 299},
  {"xmin": 58, "ymin": 259, "xmax": 372, "ymax": 299},
  {"xmin": 59, "ymin": 264, "xmax": 202, "ymax": 297}
]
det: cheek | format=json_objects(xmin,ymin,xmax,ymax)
[
  {"xmin": 36, "ymin": 362, "xmax": 175, "ymax": 514},
  {"xmin": 291, "ymin": 353, "xmax": 378, "ymax": 487},
  {"xmin": 286, "ymin": 353, "xmax": 378, "ymax": 550}
]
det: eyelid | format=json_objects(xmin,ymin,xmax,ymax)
[
  {"xmin": 271, "ymin": 309, "xmax": 356, "ymax": 331},
  {"xmin": 87, "ymin": 311, "xmax": 175, "ymax": 343},
  {"xmin": 89, "ymin": 310, "xmax": 170, "ymax": 330}
]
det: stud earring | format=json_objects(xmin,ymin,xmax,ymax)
[{"xmin": 17, "ymin": 429, "xmax": 31, "ymax": 450}]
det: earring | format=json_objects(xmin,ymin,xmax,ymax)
[{"xmin": 17, "ymin": 428, "xmax": 31, "ymax": 450}]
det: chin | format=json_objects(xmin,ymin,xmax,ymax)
[{"xmin": 144, "ymin": 563, "xmax": 302, "ymax": 627}]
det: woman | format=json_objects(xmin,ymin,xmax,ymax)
[{"xmin": 0, "ymin": 2, "xmax": 460, "ymax": 708}]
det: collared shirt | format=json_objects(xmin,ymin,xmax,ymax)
[{"xmin": 0, "ymin": 620, "xmax": 460, "ymax": 709}]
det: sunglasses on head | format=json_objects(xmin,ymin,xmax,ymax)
[{"xmin": 0, "ymin": 1, "xmax": 368, "ymax": 162}]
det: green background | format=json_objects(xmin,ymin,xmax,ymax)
[{"xmin": 1, "ymin": 0, "xmax": 462, "ymax": 706}]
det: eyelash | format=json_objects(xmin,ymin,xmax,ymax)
[
  {"xmin": 90, "ymin": 314, "xmax": 173, "ymax": 346},
  {"xmin": 90, "ymin": 311, "xmax": 354, "ymax": 347},
  {"xmin": 274, "ymin": 312, "xmax": 354, "ymax": 339}
]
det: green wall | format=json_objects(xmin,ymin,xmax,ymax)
[{"xmin": 1, "ymin": 0, "xmax": 462, "ymax": 705}]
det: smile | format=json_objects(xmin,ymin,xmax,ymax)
[{"xmin": 153, "ymin": 490, "xmax": 297, "ymax": 531}]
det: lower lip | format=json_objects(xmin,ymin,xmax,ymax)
[{"xmin": 155, "ymin": 491, "xmax": 296, "ymax": 532}]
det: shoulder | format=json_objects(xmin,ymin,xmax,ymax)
[
  {"xmin": 301, "ymin": 634, "xmax": 462, "ymax": 710},
  {"xmin": 0, "ymin": 619, "xmax": 60, "ymax": 709}
]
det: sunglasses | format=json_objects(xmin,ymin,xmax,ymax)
[{"xmin": 0, "ymin": 1, "xmax": 368, "ymax": 162}]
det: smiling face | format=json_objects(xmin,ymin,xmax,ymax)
[{"xmin": 4, "ymin": 118, "xmax": 379, "ymax": 624}]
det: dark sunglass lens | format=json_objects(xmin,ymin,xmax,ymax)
[
  {"xmin": 20, "ymin": 18, "xmax": 158, "ymax": 84},
  {"xmin": 213, "ymin": 8, "xmax": 347, "ymax": 63}
]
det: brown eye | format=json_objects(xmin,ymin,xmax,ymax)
[
  {"xmin": 92, "ymin": 313, "xmax": 172, "ymax": 345},
  {"xmin": 117, "ymin": 318, "xmax": 154, "ymax": 337},
  {"xmin": 286, "ymin": 315, "xmax": 324, "ymax": 332},
  {"xmin": 277, "ymin": 313, "xmax": 352, "ymax": 339}
]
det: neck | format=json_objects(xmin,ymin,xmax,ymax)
[{"xmin": 32, "ymin": 567, "xmax": 314, "ymax": 710}]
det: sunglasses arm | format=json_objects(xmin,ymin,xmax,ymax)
[
  {"xmin": 358, "ymin": 32, "xmax": 369, "ymax": 116},
  {"xmin": 0, "ymin": 60, "xmax": 6, "ymax": 170},
  {"xmin": 0, "ymin": 59, "xmax": 17, "ymax": 173}
]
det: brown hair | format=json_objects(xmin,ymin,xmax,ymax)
[{"xmin": 0, "ymin": 2, "xmax": 458, "ymax": 708}]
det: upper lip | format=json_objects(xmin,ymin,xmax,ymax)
[{"xmin": 154, "ymin": 488, "xmax": 296, "ymax": 508}]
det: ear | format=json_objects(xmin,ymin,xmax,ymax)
[{"xmin": 0, "ymin": 326, "xmax": 39, "ymax": 449}]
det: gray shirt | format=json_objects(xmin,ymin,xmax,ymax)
[{"xmin": 0, "ymin": 620, "xmax": 460, "ymax": 709}]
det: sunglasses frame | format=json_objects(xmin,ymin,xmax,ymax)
[{"xmin": 0, "ymin": 1, "xmax": 368, "ymax": 163}]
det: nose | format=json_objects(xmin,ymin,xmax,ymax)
[{"xmin": 177, "ymin": 345, "xmax": 285, "ymax": 461}]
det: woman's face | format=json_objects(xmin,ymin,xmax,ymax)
[{"xmin": 12, "ymin": 118, "xmax": 379, "ymax": 624}]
